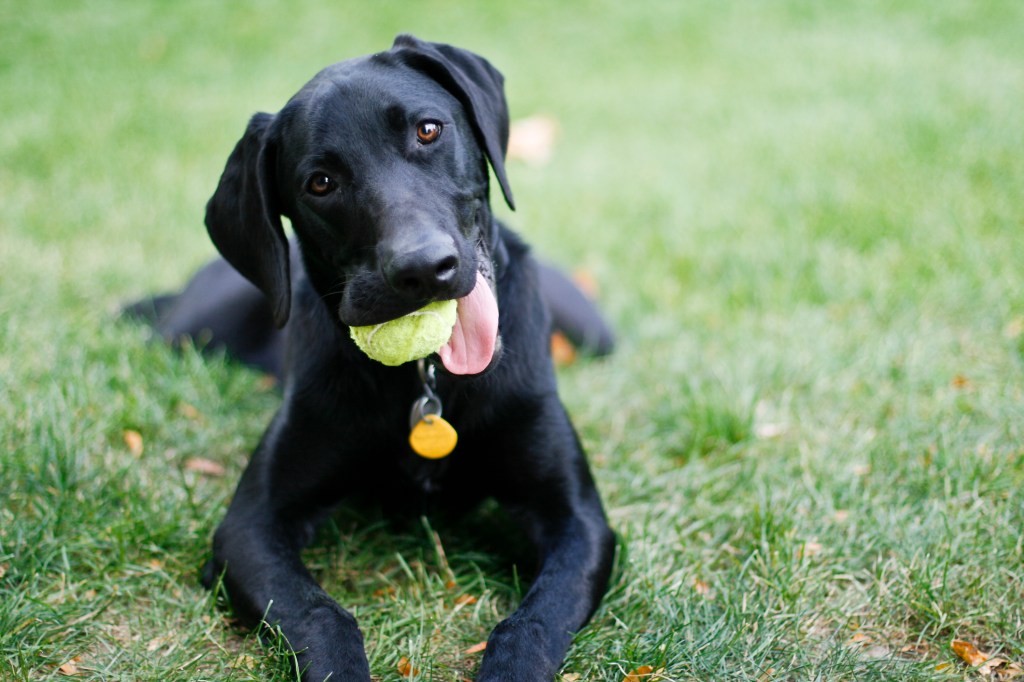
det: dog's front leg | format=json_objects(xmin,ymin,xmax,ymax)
[
  {"xmin": 476, "ymin": 404, "xmax": 616, "ymax": 682},
  {"xmin": 203, "ymin": 415, "xmax": 373, "ymax": 682}
]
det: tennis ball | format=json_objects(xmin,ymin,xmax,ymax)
[{"xmin": 349, "ymin": 299, "xmax": 458, "ymax": 366}]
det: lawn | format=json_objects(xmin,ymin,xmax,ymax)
[{"xmin": 2, "ymin": 1, "xmax": 1023, "ymax": 680}]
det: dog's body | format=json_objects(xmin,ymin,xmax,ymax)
[{"xmin": 137, "ymin": 35, "xmax": 615, "ymax": 681}]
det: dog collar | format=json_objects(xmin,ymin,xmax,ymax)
[{"xmin": 408, "ymin": 359, "xmax": 458, "ymax": 459}]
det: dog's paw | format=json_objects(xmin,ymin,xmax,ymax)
[{"xmin": 475, "ymin": 616, "xmax": 562, "ymax": 682}]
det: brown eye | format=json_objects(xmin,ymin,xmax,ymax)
[
  {"xmin": 416, "ymin": 120, "xmax": 442, "ymax": 145},
  {"xmin": 308, "ymin": 174, "xmax": 335, "ymax": 196}
]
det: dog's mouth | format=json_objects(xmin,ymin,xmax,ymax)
[
  {"xmin": 436, "ymin": 269, "xmax": 499, "ymax": 375},
  {"xmin": 338, "ymin": 237, "xmax": 501, "ymax": 375}
]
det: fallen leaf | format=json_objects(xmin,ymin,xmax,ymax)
[
  {"xmin": 550, "ymin": 331, "xmax": 576, "ymax": 367},
  {"xmin": 999, "ymin": 661, "xmax": 1024, "ymax": 679},
  {"xmin": 847, "ymin": 632, "xmax": 872, "ymax": 647},
  {"xmin": 146, "ymin": 634, "xmax": 171, "ymax": 652},
  {"xmin": 754, "ymin": 422, "xmax": 785, "ymax": 439},
  {"xmin": 397, "ymin": 656, "xmax": 419, "ymax": 677},
  {"xmin": 981, "ymin": 658, "xmax": 1008, "ymax": 675},
  {"xmin": 692, "ymin": 577, "xmax": 711, "ymax": 596},
  {"xmin": 571, "ymin": 269, "xmax": 600, "ymax": 299},
  {"xmin": 951, "ymin": 374, "xmax": 971, "ymax": 389},
  {"xmin": 232, "ymin": 654, "xmax": 257, "ymax": 670},
  {"xmin": 58, "ymin": 657, "xmax": 82, "ymax": 676},
  {"xmin": 464, "ymin": 641, "xmax": 487, "ymax": 655},
  {"xmin": 952, "ymin": 639, "xmax": 988, "ymax": 667},
  {"xmin": 798, "ymin": 541, "xmax": 823, "ymax": 559},
  {"xmin": 184, "ymin": 457, "xmax": 226, "ymax": 477},
  {"xmin": 123, "ymin": 430, "xmax": 144, "ymax": 456},
  {"xmin": 454, "ymin": 594, "xmax": 478, "ymax": 606},
  {"xmin": 757, "ymin": 668, "xmax": 776, "ymax": 682},
  {"xmin": 507, "ymin": 115, "xmax": 559, "ymax": 165},
  {"xmin": 177, "ymin": 402, "xmax": 202, "ymax": 421},
  {"xmin": 561, "ymin": 675, "xmax": 581, "ymax": 682},
  {"xmin": 623, "ymin": 665, "xmax": 655, "ymax": 682}
]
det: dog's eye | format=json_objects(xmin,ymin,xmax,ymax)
[
  {"xmin": 307, "ymin": 174, "xmax": 336, "ymax": 196},
  {"xmin": 416, "ymin": 120, "xmax": 443, "ymax": 145}
]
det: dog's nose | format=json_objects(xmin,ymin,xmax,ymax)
[{"xmin": 385, "ymin": 242, "xmax": 460, "ymax": 299}]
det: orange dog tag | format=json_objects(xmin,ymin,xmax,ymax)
[{"xmin": 409, "ymin": 414, "xmax": 458, "ymax": 459}]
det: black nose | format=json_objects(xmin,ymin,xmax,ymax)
[{"xmin": 384, "ymin": 241, "xmax": 460, "ymax": 300}]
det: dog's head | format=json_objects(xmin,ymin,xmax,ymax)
[{"xmin": 205, "ymin": 35, "xmax": 515, "ymax": 375}]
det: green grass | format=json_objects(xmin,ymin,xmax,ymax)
[{"xmin": 3, "ymin": 1, "xmax": 1023, "ymax": 680}]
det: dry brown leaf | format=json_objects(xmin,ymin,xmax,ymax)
[
  {"xmin": 454, "ymin": 594, "xmax": 478, "ymax": 606},
  {"xmin": 1004, "ymin": 317, "xmax": 1024, "ymax": 340},
  {"xmin": 847, "ymin": 632, "xmax": 872, "ymax": 646},
  {"xmin": 550, "ymin": 331, "xmax": 577, "ymax": 367},
  {"xmin": 146, "ymin": 634, "xmax": 171, "ymax": 652},
  {"xmin": 397, "ymin": 656, "xmax": 419, "ymax": 677},
  {"xmin": 507, "ymin": 115, "xmax": 559, "ymax": 165},
  {"xmin": 177, "ymin": 402, "xmax": 202, "ymax": 421},
  {"xmin": 981, "ymin": 658, "xmax": 1009, "ymax": 675},
  {"xmin": 123, "ymin": 430, "xmax": 143, "ymax": 457},
  {"xmin": 952, "ymin": 639, "xmax": 988, "ymax": 668},
  {"xmin": 184, "ymin": 457, "xmax": 226, "ymax": 477},
  {"xmin": 971, "ymin": 653, "xmax": 1024, "ymax": 679},
  {"xmin": 232, "ymin": 654, "xmax": 257, "ymax": 670},
  {"xmin": 951, "ymin": 374, "xmax": 971, "ymax": 389},
  {"xmin": 58, "ymin": 657, "xmax": 82, "ymax": 676},
  {"xmin": 692, "ymin": 577, "xmax": 711, "ymax": 596},
  {"xmin": 798, "ymin": 541, "xmax": 824, "ymax": 559},
  {"xmin": 464, "ymin": 641, "xmax": 487, "ymax": 655},
  {"xmin": 571, "ymin": 269, "xmax": 600, "ymax": 299},
  {"xmin": 757, "ymin": 668, "xmax": 776, "ymax": 682},
  {"xmin": 754, "ymin": 422, "xmax": 785, "ymax": 439},
  {"xmin": 999, "ymin": 661, "xmax": 1024, "ymax": 679},
  {"xmin": 623, "ymin": 665, "xmax": 655, "ymax": 682}
]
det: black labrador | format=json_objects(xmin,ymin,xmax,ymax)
[{"xmin": 134, "ymin": 35, "xmax": 615, "ymax": 681}]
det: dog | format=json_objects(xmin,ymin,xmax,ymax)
[{"xmin": 131, "ymin": 35, "xmax": 616, "ymax": 681}]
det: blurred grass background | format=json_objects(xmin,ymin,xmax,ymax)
[{"xmin": 2, "ymin": 1, "xmax": 1023, "ymax": 680}]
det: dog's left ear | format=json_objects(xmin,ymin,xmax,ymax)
[
  {"xmin": 391, "ymin": 34, "xmax": 516, "ymax": 211},
  {"xmin": 205, "ymin": 112, "xmax": 291, "ymax": 328}
]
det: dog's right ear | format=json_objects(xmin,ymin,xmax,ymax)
[{"xmin": 205, "ymin": 112, "xmax": 291, "ymax": 328}]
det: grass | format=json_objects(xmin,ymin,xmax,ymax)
[{"xmin": 2, "ymin": 0, "xmax": 1023, "ymax": 680}]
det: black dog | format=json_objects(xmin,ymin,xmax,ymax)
[{"xmin": 135, "ymin": 35, "xmax": 615, "ymax": 681}]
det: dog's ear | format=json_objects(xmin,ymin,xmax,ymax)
[
  {"xmin": 205, "ymin": 112, "xmax": 291, "ymax": 328},
  {"xmin": 391, "ymin": 34, "xmax": 516, "ymax": 211}
]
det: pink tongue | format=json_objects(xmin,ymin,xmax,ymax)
[{"xmin": 438, "ymin": 271, "xmax": 499, "ymax": 375}]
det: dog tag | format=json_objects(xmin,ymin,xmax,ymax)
[{"xmin": 409, "ymin": 414, "xmax": 458, "ymax": 459}]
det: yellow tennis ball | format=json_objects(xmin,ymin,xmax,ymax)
[{"xmin": 349, "ymin": 299, "xmax": 458, "ymax": 366}]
